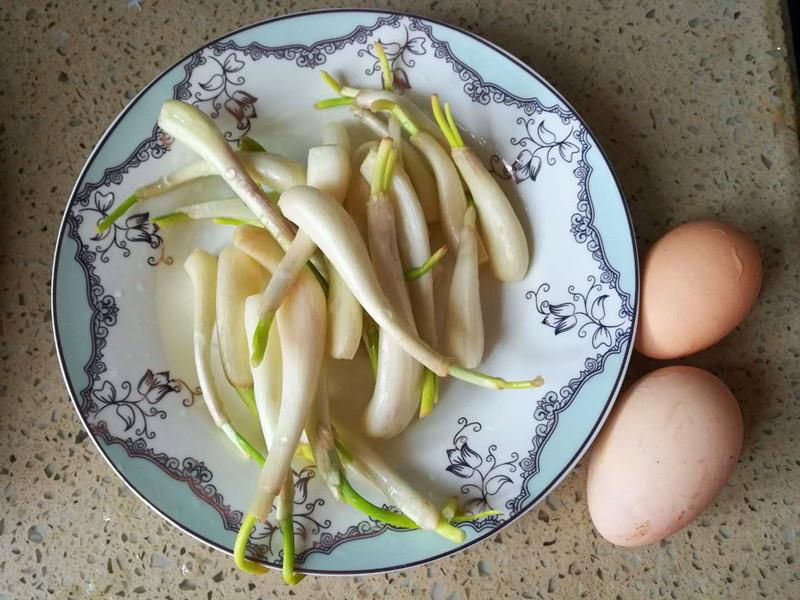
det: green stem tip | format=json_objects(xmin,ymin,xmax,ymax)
[
  {"xmin": 320, "ymin": 70, "xmax": 342, "ymax": 94},
  {"xmin": 334, "ymin": 440, "xmax": 353, "ymax": 465},
  {"xmin": 151, "ymin": 212, "xmax": 190, "ymax": 227},
  {"xmin": 221, "ymin": 423, "xmax": 265, "ymax": 465},
  {"xmin": 234, "ymin": 513, "xmax": 269, "ymax": 575},
  {"xmin": 383, "ymin": 147, "xmax": 397, "ymax": 192},
  {"xmin": 440, "ymin": 497, "xmax": 458, "ymax": 521},
  {"xmin": 335, "ymin": 443, "xmax": 491, "ymax": 539},
  {"xmin": 405, "ymin": 245, "xmax": 448, "ymax": 280},
  {"xmin": 431, "ymin": 94, "xmax": 464, "ymax": 149},
  {"xmin": 314, "ymin": 97, "xmax": 354, "ymax": 110},
  {"xmin": 449, "ymin": 366, "xmax": 544, "ymax": 390},
  {"xmin": 452, "ymin": 509, "xmax": 502, "ymax": 523},
  {"xmin": 214, "ymin": 217, "xmax": 262, "ymax": 227},
  {"xmin": 338, "ymin": 475, "xmax": 418, "ymax": 529},
  {"xmin": 374, "ymin": 41, "xmax": 393, "ymax": 92},
  {"xmin": 235, "ymin": 386, "xmax": 259, "ymax": 419},
  {"xmin": 250, "ymin": 312, "xmax": 275, "ymax": 368},
  {"xmin": 371, "ymin": 100, "xmax": 419, "ymax": 137},
  {"xmin": 370, "ymin": 138, "xmax": 394, "ymax": 196},
  {"xmin": 236, "ymin": 432, "xmax": 265, "ymax": 466},
  {"xmin": 419, "ymin": 368, "xmax": 437, "ymax": 419},
  {"xmin": 444, "ymin": 100, "xmax": 465, "ymax": 148},
  {"xmin": 97, "ymin": 193, "xmax": 139, "ymax": 232},
  {"xmin": 435, "ymin": 520, "xmax": 466, "ymax": 544},
  {"xmin": 240, "ymin": 136, "xmax": 267, "ymax": 153},
  {"xmin": 364, "ymin": 321, "xmax": 379, "ymax": 377},
  {"xmin": 280, "ymin": 518, "xmax": 304, "ymax": 585}
]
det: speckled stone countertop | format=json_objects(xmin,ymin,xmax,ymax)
[{"xmin": 1, "ymin": 1, "xmax": 798, "ymax": 598}]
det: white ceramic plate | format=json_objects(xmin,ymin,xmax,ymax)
[{"xmin": 52, "ymin": 9, "xmax": 637, "ymax": 575}]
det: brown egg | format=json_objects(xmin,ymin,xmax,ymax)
[
  {"xmin": 635, "ymin": 220, "xmax": 762, "ymax": 359},
  {"xmin": 587, "ymin": 366, "xmax": 743, "ymax": 547}
]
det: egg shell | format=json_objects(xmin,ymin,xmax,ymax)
[
  {"xmin": 635, "ymin": 219, "xmax": 762, "ymax": 359},
  {"xmin": 587, "ymin": 366, "xmax": 743, "ymax": 547}
]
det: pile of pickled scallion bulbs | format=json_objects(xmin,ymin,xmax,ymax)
[{"xmin": 97, "ymin": 44, "xmax": 541, "ymax": 583}]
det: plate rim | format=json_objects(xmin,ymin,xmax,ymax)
[{"xmin": 51, "ymin": 7, "xmax": 639, "ymax": 575}]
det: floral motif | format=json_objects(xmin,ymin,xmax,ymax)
[
  {"xmin": 359, "ymin": 27, "xmax": 426, "ymax": 91},
  {"xmin": 86, "ymin": 370, "xmax": 198, "ymax": 439},
  {"xmin": 502, "ymin": 117, "xmax": 581, "ymax": 183},
  {"xmin": 445, "ymin": 418, "xmax": 518, "ymax": 513},
  {"xmin": 527, "ymin": 276, "xmax": 626, "ymax": 349},
  {"xmin": 123, "ymin": 213, "xmax": 161, "ymax": 245},
  {"xmin": 79, "ymin": 191, "xmax": 163, "ymax": 263},
  {"xmin": 192, "ymin": 53, "xmax": 258, "ymax": 139}
]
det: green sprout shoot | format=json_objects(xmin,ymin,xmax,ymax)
[
  {"xmin": 439, "ymin": 497, "xmax": 458, "ymax": 521},
  {"xmin": 431, "ymin": 94, "xmax": 465, "ymax": 149},
  {"xmin": 339, "ymin": 473, "xmax": 498, "ymax": 528},
  {"xmin": 234, "ymin": 440, "xmax": 496, "ymax": 575},
  {"xmin": 333, "ymin": 442, "xmax": 489, "ymax": 540},
  {"xmin": 314, "ymin": 97, "xmax": 355, "ymax": 110},
  {"xmin": 374, "ymin": 41, "xmax": 393, "ymax": 91},
  {"xmin": 318, "ymin": 71, "xmax": 358, "ymax": 97},
  {"xmin": 240, "ymin": 136, "xmax": 267, "ymax": 153},
  {"xmin": 370, "ymin": 100, "xmax": 419, "ymax": 136},
  {"xmin": 364, "ymin": 318, "xmax": 379, "ymax": 377},
  {"xmin": 250, "ymin": 312, "xmax": 275, "ymax": 368},
  {"xmin": 234, "ymin": 498, "xmax": 304, "ymax": 584},
  {"xmin": 97, "ymin": 193, "xmax": 139, "ymax": 233},
  {"xmin": 337, "ymin": 475, "xmax": 416, "ymax": 529},
  {"xmin": 405, "ymin": 245, "xmax": 448, "ymax": 280},
  {"xmin": 152, "ymin": 196, "xmax": 274, "ymax": 228},
  {"xmin": 233, "ymin": 435, "xmax": 485, "ymax": 581},
  {"xmin": 370, "ymin": 137, "xmax": 395, "ymax": 196},
  {"xmin": 235, "ymin": 387, "xmax": 259, "ymax": 418},
  {"xmin": 433, "ymin": 519, "xmax": 465, "ymax": 544},
  {"xmin": 452, "ymin": 509, "xmax": 502, "ymax": 523},
  {"xmin": 150, "ymin": 212, "xmax": 190, "ymax": 227},
  {"xmin": 234, "ymin": 512, "xmax": 269, "ymax": 575},
  {"xmin": 296, "ymin": 443, "xmax": 314, "ymax": 462},
  {"xmin": 277, "ymin": 477, "xmax": 304, "ymax": 585},
  {"xmin": 279, "ymin": 518, "xmax": 303, "ymax": 584},
  {"xmin": 320, "ymin": 70, "xmax": 342, "ymax": 95},
  {"xmin": 419, "ymin": 368, "xmax": 438, "ymax": 419},
  {"xmin": 383, "ymin": 144, "xmax": 397, "ymax": 191},
  {"xmin": 449, "ymin": 367, "xmax": 544, "ymax": 391},
  {"xmin": 234, "ymin": 470, "xmax": 306, "ymax": 583},
  {"xmin": 224, "ymin": 424, "xmax": 265, "ymax": 466},
  {"xmin": 214, "ymin": 217, "xmax": 262, "ymax": 227}
]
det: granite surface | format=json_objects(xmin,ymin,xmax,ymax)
[{"xmin": 1, "ymin": 1, "xmax": 798, "ymax": 598}]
